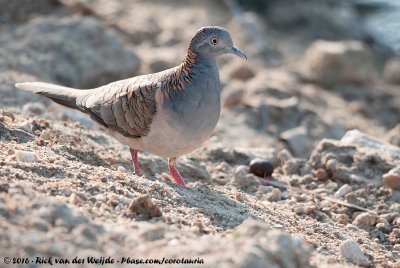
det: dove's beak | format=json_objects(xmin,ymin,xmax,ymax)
[{"xmin": 225, "ymin": 46, "xmax": 247, "ymax": 60}]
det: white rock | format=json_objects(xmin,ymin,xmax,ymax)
[
  {"xmin": 69, "ymin": 193, "xmax": 82, "ymax": 205},
  {"xmin": 40, "ymin": 130, "xmax": 51, "ymax": 140},
  {"xmin": 341, "ymin": 130, "xmax": 400, "ymax": 155},
  {"xmin": 334, "ymin": 184, "xmax": 352, "ymax": 199},
  {"xmin": 17, "ymin": 122, "xmax": 33, "ymax": 134},
  {"xmin": 339, "ymin": 239, "xmax": 369, "ymax": 266},
  {"xmin": 280, "ymin": 126, "xmax": 308, "ymax": 157},
  {"xmin": 15, "ymin": 150, "xmax": 39, "ymax": 162},
  {"xmin": 118, "ymin": 166, "xmax": 128, "ymax": 173},
  {"xmin": 300, "ymin": 40, "xmax": 375, "ymax": 86}
]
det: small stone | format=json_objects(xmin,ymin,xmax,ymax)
[
  {"xmin": 117, "ymin": 166, "xmax": 128, "ymax": 173},
  {"xmin": 280, "ymin": 127, "xmax": 308, "ymax": 157},
  {"xmin": 15, "ymin": 150, "xmax": 39, "ymax": 162},
  {"xmin": 69, "ymin": 193, "xmax": 82, "ymax": 205},
  {"xmin": 40, "ymin": 130, "xmax": 51, "ymax": 140},
  {"xmin": 339, "ymin": 239, "xmax": 369, "ymax": 266},
  {"xmin": 17, "ymin": 121, "xmax": 33, "ymax": 134},
  {"xmin": 293, "ymin": 206, "xmax": 304, "ymax": 215},
  {"xmin": 314, "ymin": 168, "xmax": 331, "ymax": 181},
  {"xmin": 376, "ymin": 222, "xmax": 391, "ymax": 234},
  {"xmin": 232, "ymin": 165, "xmax": 249, "ymax": 188},
  {"xmin": 352, "ymin": 212, "xmax": 376, "ymax": 230},
  {"xmin": 2, "ymin": 116, "xmax": 13, "ymax": 125},
  {"xmin": 266, "ymin": 188, "xmax": 282, "ymax": 202},
  {"xmin": 128, "ymin": 194, "xmax": 162, "ymax": 218},
  {"xmin": 299, "ymin": 40, "xmax": 375, "ymax": 86},
  {"xmin": 334, "ymin": 184, "xmax": 352, "ymax": 199},
  {"xmin": 249, "ymin": 158, "xmax": 274, "ymax": 177},
  {"xmin": 382, "ymin": 167, "xmax": 400, "ymax": 190}
]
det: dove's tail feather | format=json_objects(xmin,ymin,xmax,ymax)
[{"xmin": 15, "ymin": 82, "xmax": 87, "ymax": 110}]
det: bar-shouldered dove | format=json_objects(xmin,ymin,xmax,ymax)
[{"xmin": 15, "ymin": 26, "xmax": 246, "ymax": 186}]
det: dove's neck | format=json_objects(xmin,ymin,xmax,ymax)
[{"xmin": 180, "ymin": 48, "xmax": 217, "ymax": 83}]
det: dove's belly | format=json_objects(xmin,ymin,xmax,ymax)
[
  {"xmin": 139, "ymin": 91, "xmax": 220, "ymax": 157},
  {"xmin": 111, "ymin": 84, "xmax": 220, "ymax": 158}
]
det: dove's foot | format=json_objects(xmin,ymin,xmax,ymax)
[
  {"xmin": 130, "ymin": 148, "xmax": 141, "ymax": 175},
  {"xmin": 168, "ymin": 157, "xmax": 185, "ymax": 185}
]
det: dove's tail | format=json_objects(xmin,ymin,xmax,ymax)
[{"xmin": 15, "ymin": 82, "xmax": 87, "ymax": 110}]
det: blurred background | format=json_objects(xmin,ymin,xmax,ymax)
[{"xmin": 1, "ymin": 0, "xmax": 400, "ymax": 158}]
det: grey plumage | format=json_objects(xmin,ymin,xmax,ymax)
[{"xmin": 15, "ymin": 26, "xmax": 246, "ymax": 185}]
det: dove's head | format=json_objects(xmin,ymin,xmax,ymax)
[{"xmin": 189, "ymin": 26, "xmax": 247, "ymax": 60}]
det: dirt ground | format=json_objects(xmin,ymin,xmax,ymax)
[{"xmin": 1, "ymin": 0, "xmax": 400, "ymax": 267}]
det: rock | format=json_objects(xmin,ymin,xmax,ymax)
[
  {"xmin": 352, "ymin": 212, "xmax": 376, "ymax": 230},
  {"xmin": 341, "ymin": 129, "xmax": 400, "ymax": 156},
  {"xmin": 376, "ymin": 220, "xmax": 392, "ymax": 234},
  {"xmin": 249, "ymin": 158, "xmax": 274, "ymax": 177},
  {"xmin": 69, "ymin": 193, "xmax": 82, "ymax": 205},
  {"xmin": 334, "ymin": 184, "xmax": 352, "ymax": 199},
  {"xmin": 267, "ymin": 188, "xmax": 282, "ymax": 202},
  {"xmin": 2, "ymin": 16, "xmax": 140, "ymax": 88},
  {"xmin": 339, "ymin": 239, "xmax": 369, "ymax": 266},
  {"xmin": 39, "ymin": 130, "xmax": 51, "ymax": 140},
  {"xmin": 280, "ymin": 126, "xmax": 308, "ymax": 157},
  {"xmin": 17, "ymin": 122, "xmax": 33, "ymax": 134},
  {"xmin": 117, "ymin": 166, "xmax": 128, "ymax": 173},
  {"xmin": 299, "ymin": 40, "xmax": 375, "ymax": 86},
  {"xmin": 232, "ymin": 165, "xmax": 249, "ymax": 188},
  {"xmin": 22, "ymin": 102, "xmax": 45, "ymax": 116},
  {"xmin": 313, "ymin": 168, "xmax": 331, "ymax": 181},
  {"xmin": 383, "ymin": 58, "xmax": 400, "ymax": 84},
  {"xmin": 282, "ymin": 158, "xmax": 306, "ymax": 176},
  {"xmin": 15, "ymin": 150, "xmax": 39, "ymax": 162},
  {"xmin": 382, "ymin": 167, "xmax": 400, "ymax": 190},
  {"xmin": 128, "ymin": 194, "xmax": 162, "ymax": 218}
]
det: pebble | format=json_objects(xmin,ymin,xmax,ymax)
[
  {"xmin": 352, "ymin": 212, "xmax": 376, "ymax": 230},
  {"xmin": 69, "ymin": 193, "xmax": 82, "ymax": 205},
  {"xmin": 249, "ymin": 158, "xmax": 274, "ymax": 177},
  {"xmin": 118, "ymin": 166, "xmax": 128, "ymax": 173},
  {"xmin": 40, "ymin": 130, "xmax": 51, "ymax": 140},
  {"xmin": 17, "ymin": 122, "xmax": 33, "ymax": 134},
  {"xmin": 267, "ymin": 188, "xmax": 282, "ymax": 202},
  {"xmin": 232, "ymin": 165, "xmax": 249, "ymax": 188},
  {"xmin": 280, "ymin": 126, "xmax": 308, "ymax": 157},
  {"xmin": 2, "ymin": 116, "xmax": 13, "ymax": 125},
  {"xmin": 334, "ymin": 184, "xmax": 352, "ymax": 198},
  {"xmin": 15, "ymin": 150, "xmax": 39, "ymax": 162},
  {"xmin": 314, "ymin": 168, "xmax": 331, "ymax": 181},
  {"xmin": 339, "ymin": 240, "xmax": 369, "ymax": 266},
  {"xmin": 382, "ymin": 167, "xmax": 400, "ymax": 190},
  {"xmin": 128, "ymin": 194, "xmax": 162, "ymax": 218}
]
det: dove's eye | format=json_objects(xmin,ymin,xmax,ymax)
[{"xmin": 211, "ymin": 38, "xmax": 218, "ymax": 45}]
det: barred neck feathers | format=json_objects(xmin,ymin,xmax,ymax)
[{"xmin": 161, "ymin": 48, "xmax": 215, "ymax": 100}]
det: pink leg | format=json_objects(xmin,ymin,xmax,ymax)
[
  {"xmin": 130, "ymin": 148, "xmax": 141, "ymax": 174},
  {"xmin": 168, "ymin": 158, "xmax": 185, "ymax": 185}
]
